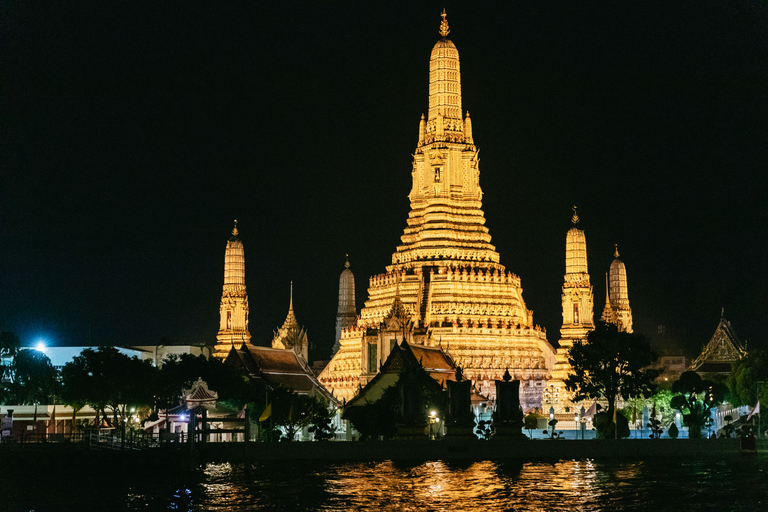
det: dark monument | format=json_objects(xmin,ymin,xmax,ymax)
[
  {"xmin": 492, "ymin": 369, "xmax": 526, "ymax": 439},
  {"xmin": 446, "ymin": 367, "xmax": 476, "ymax": 440}
]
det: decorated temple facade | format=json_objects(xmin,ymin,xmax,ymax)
[
  {"xmin": 214, "ymin": 221, "xmax": 251, "ymax": 359},
  {"xmin": 600, "ymin": 245, "xmax": 633, "ymax": 333},
  {"xmin": 318, "ymin": 12, "xmax": 555, "ymax": 409},
  {"xmin": 543, "ymin": 208, "xmax": 595, "ymax": 414}
]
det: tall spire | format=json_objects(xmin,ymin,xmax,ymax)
[
  {"xmin": 333, "ymin": 255, "xmax": 357, "ymax": 357},
  {"xmin": 604, "ymin": 246, "xmax": 633, "ymax": 332},
  {"xmin": 273, "ymin": 281, "xmax": 309, "ymax": 363},
  {"xmin": 214, "ymin": 222, "xmax": 250, "ymax": 358},
  {"xmin": 571, "ymin": 206, "xmax": 580, "ymax": 225},
  {"xmin": 439, "ymin": 8, "xmax": 450, "ymax": 37}
]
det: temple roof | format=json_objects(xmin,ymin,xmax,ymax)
[
  {"xmin": 225, "ymin": 344, "xmax": 337, "ymax": 404},
  {"xmin": 345, "ymin": 342, "xmax": 456, "ymax": 410},
  {"xmin": 690, "ymin": 313, "xmax": 747, "ymax": 374}
]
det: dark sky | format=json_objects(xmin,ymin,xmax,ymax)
[{"xmin": 2, "ymin": 2, "xmax": 767, "ymax": 361}]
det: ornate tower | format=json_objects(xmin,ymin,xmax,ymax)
[
  {"xmin": 319, "ymin": 11, "xmax": 555, "ymax": 406},
  {"xmin": 333, "ymin": 255, "xmax": 357, "ymax": 358},
  {"xmin": 544, "ymin": 207, "xmax": 595, "ymax": 413},
  {"xmin": 601, "ymin": 245, "xmax": 633, "ymax": 333},
  {"xmin": 272, "ymin": 282, "xmax": 309, "ymax": 363},
  {"xmin": 214, "ymin": 221, "xmax": 251, "ymax": 359}
]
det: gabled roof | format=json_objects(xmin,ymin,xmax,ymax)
[
  {"xmin": 225, "ymin": 344, "xmax": 338, "ymax": 404},
  {"xmin": 183, "ymin": 378, "xmax": 218, "ymax": 403},
  {"xmin": 690, "ymin": 314, "xmax": 747, "ymax": 374},
  {"xmin": 346, "ymin": 342, "xmax": 456, "ymax": 409}
]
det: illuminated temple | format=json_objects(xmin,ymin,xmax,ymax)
[
  {"xmin": 318, "ymin": 12, "xmax": 556, "ymax": 408},
  {"xmin": 214, "ymin": 221, "xmax": 251, "ymax": 359},
  {"xmin": 543, "ymin": 208, "xmax": 595, "ymax": 414}
]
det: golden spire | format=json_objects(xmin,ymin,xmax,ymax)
[
  {"xmin": 614, "ymin": 244, "xmax": 620, "ymax": 258},
  {"xmin": 345, "ymin": 253, "xmax": 350, "ymax": 269},
  {"xmin": 289, "ymin": 280, "xmax": 294, "ymax": 312},
  {"xmin": 232, "ymin": 219, "xmax": 239, "ymax": 237},
  {"xmin": 571, "ymin": 206, "xmax": 580, "ymax": 225},
  {"xmin": 439, "ymin": 8, "xmax": 450, "ymax": 37}
]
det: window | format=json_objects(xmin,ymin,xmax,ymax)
[
  {"xmin": 434, "ymin": 167, "xmax": 442, "ymax": 183},
  {"xmin": 368, "ymin": 342, "xmax": 378, "ymax": 373},
  {"xmin": 573, "ymin": 303, "xmax": 580, "ymax": 324}
]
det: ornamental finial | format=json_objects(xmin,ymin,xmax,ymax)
[
  {"xmin": 232, "ymin": 219, "xmax": 239, "ymax": 236},
  {"xmin": 345, "ymin": 253, "xmax": 350, "ymax": 269},
  {"xmin": 439, "ymin": 9, "xmax": 450, "ymax": 37},
  {"xmin": 571, "ymin": 206, "xmax": 580, "ymax": 225},
  {"xmin": 614, "ymin": 244, "xmax": 620, "ymax": 258}
]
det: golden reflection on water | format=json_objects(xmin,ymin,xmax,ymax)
[
  {"xmin": 311, "ymin": 459, "xmax": 607, "ymax": 511},
  {"xmin": 186, "ymin": 456, "xmax": 764, "ymax": 512}
]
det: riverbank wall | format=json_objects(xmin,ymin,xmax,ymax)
[
  {"xmin": 200, "ymin": 438, "xmax": 744, "ymax": 462},
  {"xmin": 0, "ymin": 438, "xmax": 755, "ymax": 470}
]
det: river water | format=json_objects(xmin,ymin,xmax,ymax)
[{"xmin": 7, "ymin": 455, "xmax": 767, "ymax": 511}]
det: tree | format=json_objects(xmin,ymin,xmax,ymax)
[
  {"xmin": 0, "ymin": 331, "xmax": 20, "ymax": 380},
  {"xmin": 60, "ymin": 353, "xmax": 90, "ymax": 426},
  {"xmin": 158, "ymin": 353, "xmax": 253, "ymax": 412},
  {"xmin": 565, "ymin": 321, "xmax": 659, "ymax": 435},
  {"xmin": 524, "ymin": 412, "xmax": 538, "ymax": 439},
  {"xmin": 727, "ymin": 350, "xmax": 768, "ymax": 407},
  {"xmin": 670, "ymin": 371, "xmax": 728, "ymax": 439},
  {"xmin": 6, "ymin": 349, "xmax": 59, "ymax": 406},
  {"xmin": 60, "ymin": 347, "xmax": 158, "ymax": 428},
  {"xmin": 307, "ymin": 399, "xmax": 336, "ymax": 441},
  {"xmin": 264, "ymin": 386, "xmax": 317, "ymax": 441}
]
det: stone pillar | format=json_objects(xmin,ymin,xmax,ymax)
[
  {"xmin": 492, "ymin": 372, "xmax": 526, "ymax": 439},
  {"xmin": 446, "ymin": 379, "xmax": 474, "ymax": 440}
]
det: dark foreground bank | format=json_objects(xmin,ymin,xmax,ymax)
[{"xmin": 0, "ymin": 437, "xmax": 749, "ymax": 470}]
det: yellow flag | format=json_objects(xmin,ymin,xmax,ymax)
[{"xmin": 259, "ymin": 404, "xmax": 271, "ymax": 422}]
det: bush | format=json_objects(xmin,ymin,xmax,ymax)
[{"xmin": 594, "ymin": 411, "xmax": 630, "ymax": 439}]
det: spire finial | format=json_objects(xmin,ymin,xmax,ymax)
[
  {"xmin": 232, "ymin": 219, "xmax": 239, "ymax": 237},
  {"xmin": 344, "ymin": 253, "xmax": 350, "ymax": 269},
  {"xmin": 289, "ymin": 281, "xmax": 294, "ymax": 312},
  {"xmin": 571, "ymin": 206, "xmax": 580, "ymax": 225},
  {"xmin": 439, "ymin": 9, "xmax": 450, "ymax": 37},
  {"xmin": 614, "ymin": 244, "xmax": 620, "ymax": 258},
  {"xmin": 605, "ymin": 272, "xmax": 611, "ymax": 305}
]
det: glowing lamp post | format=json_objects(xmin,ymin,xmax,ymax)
[{"xmin": 429, "ymin": 410, "xmax": 439, "ymax": 440}]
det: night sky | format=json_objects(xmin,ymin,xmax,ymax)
[{"xmin": 2, "ymin": 2, "xmax": 767, "ymax": 361}]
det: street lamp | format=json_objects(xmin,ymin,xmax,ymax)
[{"xmin": 429, "ymin": 410, "xmax": 438, "ymax": 440}]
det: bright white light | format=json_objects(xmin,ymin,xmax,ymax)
[
  {"xmin": 34, "ymin": 341, "xmax": 47, "ymax": 352},
  {"xmin": 430, "ymin": 410, "xmax": 437, "ymax": 418}
]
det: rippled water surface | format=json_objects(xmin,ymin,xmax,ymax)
[{"xmin": 5, "ymin": 455, "xmax": 767, "ymax": 511}]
